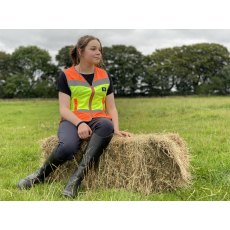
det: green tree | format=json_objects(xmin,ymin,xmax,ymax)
[
  {"xmin": 56, "ymin": 45, "xmax": 73, "ymax": 69},
  {"xmin": 175, "ymin": 43, "xmax": 230, "ymax": 94},
  {"xmin": 1, "ymin": 74, "xmax": 30, "ymax": 98},
  {"xmin": 10, "ymin": 46, "xmax": 57, "ymax": 97},
  {"xmin": 33, "ymin": 63, "xmax": 59, "ymax": 98},
  {"xmin": 0, "ymin": 51, "xmax": 12, "ymax": 98},
  {"xmin": 211, "ymin": 64, "xmax": 230, "ymax": 94},
  {"xmin": 145, "ymin": 43, "xmax": 230, "ymax": 95},
  {"xmin": 103, "ymin": 45, "xmax": 144, "ymax": 96},
  {"xmin": 145, "ymin": 47, "xmax": 178, "ymax": 96},
  {"xmin": 0, "ymin": 51, "xmax": 11, "ymax": 76}
]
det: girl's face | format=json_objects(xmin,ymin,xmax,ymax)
[{"xmin": 79, "ymin": 39, "xmax": 102, "ymax": 65}]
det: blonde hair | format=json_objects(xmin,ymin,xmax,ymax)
[{"xmin": 70, "ymin": 35, "xmax": 105, "ymax": 68}]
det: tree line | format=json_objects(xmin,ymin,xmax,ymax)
[{"xmin": 1, "ymin": 42, "xmax": 230, "ymax": 98}]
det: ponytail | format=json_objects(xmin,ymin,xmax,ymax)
[{"xmin": 70, "ymin": 46, "xmax": 79, "ymax": 66}]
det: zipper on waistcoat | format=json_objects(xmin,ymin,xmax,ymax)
[{"xmin": 89, "ymin": 86, "xmax": 95, "ymax": 117}]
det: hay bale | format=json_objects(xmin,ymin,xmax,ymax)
[{"xmin": 40, "ymin": 133, "xmax": 191, "ymax": 194}]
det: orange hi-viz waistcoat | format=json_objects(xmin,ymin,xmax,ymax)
[{"xmin": 63, "ymin": 66, "xmax": 112, "ymax": 122}]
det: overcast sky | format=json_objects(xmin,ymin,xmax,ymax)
[{"xmin": 1, "ymin": 29, "xmax": 230, "ymax": 63}]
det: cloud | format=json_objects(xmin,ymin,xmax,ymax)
[{"xmin": 1, "ymin": 29, "xmax": 230, "ymax": 63}]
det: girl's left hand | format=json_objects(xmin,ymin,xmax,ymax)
[{"xmin": 114, "ymin": 130, "xmax": 131, "ymax": 137}]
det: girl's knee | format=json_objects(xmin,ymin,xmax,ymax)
[
  {"xmin": 56, "ymin": 141, "xmax": 79, "ymax": 160},
  {"xmin": 95, "ymin": 118, "xmax": 114, "ymax": 136}
]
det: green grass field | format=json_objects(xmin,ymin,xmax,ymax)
[{"xmin": 1, "ymin": 96, "xmax": 230, "ymax": 201}]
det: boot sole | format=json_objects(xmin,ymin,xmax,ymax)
[{"xmin": 62, "ymin": 190, "xmax": 75, "ymax": 198}]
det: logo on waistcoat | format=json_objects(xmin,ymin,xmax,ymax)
[{"xmin": 102, "ymin": 87, "xmax": 106, "ymax": 92}]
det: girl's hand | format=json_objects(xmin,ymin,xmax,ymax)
[
  {"xmin": 114, "ymin": 130, "xmax": 131, "ymax": 137},
  {"xmin": 78, "ymin": 123, "xmax": 92, "ymax": 140}
]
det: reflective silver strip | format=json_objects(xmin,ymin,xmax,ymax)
[
  {"xmin": 77, "ymin": 109, "xmax": 90, "ymax": 112},
  {"xmin": 77, "ymin": 109, "xmax": 103, "ymax": 112},
  {"xmin": 92, "ymin": 78, "xmax": 110, "ymax": 87},
  {"xmin": 67, "ymin": 80, "xmax": 89, "ymax": 87}
]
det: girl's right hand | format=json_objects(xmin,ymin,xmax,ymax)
[{"xmin": 78, "ymin": 123, "xmax": 92, "ymax": 140}]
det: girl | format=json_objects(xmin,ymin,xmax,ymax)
[{"xmin": 17, "ymin": 35, "xmax": 131, "ymax": 198}]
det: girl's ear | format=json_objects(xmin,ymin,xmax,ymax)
[{"xmin": 78, "ymin": 48, "xmax": 82, "ymax": 57}]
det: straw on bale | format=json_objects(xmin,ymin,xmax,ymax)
[{"xmin": 40, "ymin": 133, "xmax": 191, "ymax": 194}]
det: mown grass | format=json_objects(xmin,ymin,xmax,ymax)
[{"xmin": 1, "ymin": 96, "xmax": 230, "ymax": 201}]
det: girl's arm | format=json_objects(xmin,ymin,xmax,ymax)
[
  {"xmin": 106, "ymin": 93, "xmax": 131, "ymax": 137},
  {"xmin": 59, "ymin": 92, "xmax": 92, "ymax": 139},
  {"xmin": 59, "ymin": 92, "xmax": 81, "ymax": 126}
]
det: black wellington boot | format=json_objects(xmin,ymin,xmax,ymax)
[
  {"xmin": 17, "ymin": 146, "xmax": 65, "ymax": 190},
  {"xmin": 63, "ymin": 133, "xmax": 113, "ymax": 198}
]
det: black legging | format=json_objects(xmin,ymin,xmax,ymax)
[{"xmin": 54, "ymin": 118, "xmax": 114, "ymax": 161}]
